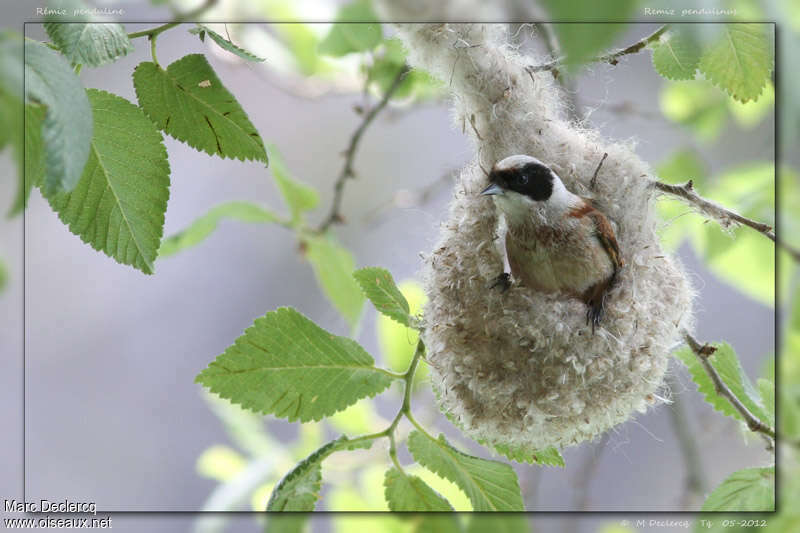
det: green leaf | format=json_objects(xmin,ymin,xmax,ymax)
[
  {"xmin": 728, "ymin": 81, "xmax": 774, "ymax": 128},
  {"xmin": 42, "ymin": 89, "xmax": 170, "ymax": 275},
  {"xmin": 651, "ymin": 27, "xmax": 701, "ymax": 80},
  {"xmin": 406, "ymin": 431, "xmax": 524, "ymax": 511},
  {"xmin": 158, "ymin": 202, "xmax": 282, "ymax": 258},
  {"xmin": 318, "ymin": 0, "xmax": 382, "ymax": 57},
  {"xmin": 676, "ymin": 342, "xmax": 771, "ymax": 426},
  {"xmin": 24, "ymin": 38, "xmax": 92, "ymax": 193},
  {"xmin": 44, "ymin": 22, "xmax": 133, "ymax": 67},
  {"xmin": 491, "ymin": 442, "xmax": 565, "ymax": 467},
  {"xmin": 757, "ymin": 378, "xmax": 775, "ymax": 426},
  {"xmin": 133, "ymin": 54, "xmax": 268, "ymax": 164},
  {"xmin": 698, "ymin": 24, "xmax": 773, "ymax": 103},
  {"xmin": 196, "ymin": 307, "xmax": 392, "ymax": 422},
  {"xmin": 268, "ymin": 437, "xmax": 343, "ymax": 511},
  {"xmin": 701, "ymin": 467, "xmax": 774, "ymax": 511},
  {"xmin": 304, "ymin": 235, "xmax": 365, "ymax": 328},
  {"xmin": 539, "ymin": 1, "xmax": 639, "ymax": 69},
  {"xmin": 190, "ymin": 25, "xmax": 265, "ymax": 62},
  {"xmin": 466, "ymin": 516, "xmax": 530, "ymax": 533},
  {"xmin": 377, "ymin": 280, "xmax": 426, "ymax": 377},
  {"xmin": 19, "ymin": 104, "xmax": 46, "ymax": 212},
  {"xmin": 268, "ymin": 144, "xmax": 319, "ymax": 226},
  {"xmin": 383, "ymin": 467, "xmax": 453, "ymax": 511},
  {"xmin": 353, "ymin": 267, "xmax": 411, "ymax": 327}
]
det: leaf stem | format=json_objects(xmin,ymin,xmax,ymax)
[
  {"xmin": 127, "ymin": 0, "xmax": 218, "ymax": 40},
  {"xmin": 682, "ymin": 330, "xmax": 776, "ymax": 441}
]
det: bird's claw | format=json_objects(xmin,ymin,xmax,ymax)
[
  {"xmin": 488, "ymin": 272, "xmax": 511, "ymax": 293},
  {"xmin": 586, "ymin": 299, "xmax": 604, "ymax": 334}
]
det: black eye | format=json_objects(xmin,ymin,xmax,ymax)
[{"xmin": 518, "ymin": 174, "xmax": 529, "ymax": 185}]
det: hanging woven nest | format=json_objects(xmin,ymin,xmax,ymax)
[{"xmin": 384, "ymin": 19, "xmax": 695, "ymax": 452}]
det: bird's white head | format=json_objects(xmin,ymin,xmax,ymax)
[{"xmin": 481, "ymin": 154, "xmax": 578, "ymax": 224}]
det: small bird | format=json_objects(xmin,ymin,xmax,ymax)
[{"xmin": 480, "ymin": 154, "xmax": 624, "ymax": 330}]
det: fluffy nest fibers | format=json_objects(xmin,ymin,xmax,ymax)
[{"xmin": 397, "ymin": 22, "xmax": 695, "ymax": 452}]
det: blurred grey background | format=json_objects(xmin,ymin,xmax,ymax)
[{"xmin": 0, "ymin": 4, "xmax": 775, "ymax": 533}]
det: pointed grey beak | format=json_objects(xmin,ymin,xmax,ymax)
[{"xmin": 480, "ymin": 183, "xmax": 504, "ymax": 196}]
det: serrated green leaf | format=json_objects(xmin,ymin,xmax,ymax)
[
  {"xmin": 267, "ymin": 144, "xmax": 318, "ymax": 226},
  {"xmin": 190, "ymin": 25, "xmax": 265, "ymax": 62},
  {"xmin": 133, "ymin": 54, "xmax": 267, "ymax": 164},
  {"xmin": 491, "ymin": 442, "xmax": 564, "ymax": 467},
  {"xmin": 354, "ymin": 267, "xmax": 411, "ymax": 327},
  {"xmin": 24, "ymin": 39, "xmax": 92, "ymax": 193},
  {"xmin": 729, "ymin": 81, "xmax": 774, "ymax": 128},
  {"xmin": 652, "ymin": 28, "xmax": 701, "ymax": 81},
  {"xmin": 539, "ymin": 2, "xmax": 639, "ymax": 70},
  {"xmin": 406, "ymin": 431, "xmax": 524, "ymax": 511},
  {"xmin": 383, "ymin": 467, "xmax": 453, "ymax": 511},
  {"xmin": 268, "ymin": 437, "xmax": 343, "ymax": 511},
  {"xmin": 44, "ymin": 22, "xmax": 133, "ymax": 67},
  {"xmin": 676, "ymin": 343, "xmax": 771, "ymax": 426},
  {"xmin": 318, "ymin": 0, "xmax": 382, "ymax": 57},
  {"xmin": 42, "ymin": 89, "xmax": 169, "ymax": 274},
  {"xmin": 196, "ymin": 307, "xmax": 391, "ymax": 422},
  {"xmin": 377, "ymin": 280, "xmax": 428, "ymax": 386},
  {"xmin": 20, "ymin": 104, "xmax": 46, "ymax": 208},
  {"xmin": 304, "ymin": 235, "xmax": 365, "ymax": 328},
  {"xmin": 701, "ymin": 467, "xmax": 774, "ymax": 511},
  {"xmin": 466, "ymin": 515, "xmax": 530, "ymax": 533},
  {"xmin": 158, "ymin": 202, "xmax": 283, "ymax": 258},
  {"xmin": 699, "ymin": 24, "xmax": 773, "ymax": 103}
]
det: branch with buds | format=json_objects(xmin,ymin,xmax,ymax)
[
  {"xmin": 652, "ymin": 179, "xmax": 800, "ymax": 262},
  {"xmin": 526, "ymin": 25, "xmax": 668, "ymax": 78},
  {"xmin": 682, "ymin": 330, "xmax": 776, "ymax": 443},
  {"xmin": 317, "ymin": 65, "xmax": 411, "ymax": 233}
]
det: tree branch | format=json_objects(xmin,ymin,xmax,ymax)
[
  {"xmin": 652, "ymin": 179, "xmax": 800, "ymax": 262},
  {"xmin": 682, "ymin": 330, "xmax": 776, "ymax": 441},
  {"xmin": 527, "ymin": 25, "xmax": 668, "ymax": 75},
  {"xmin": 127, "ymin": 0, "xmax": 218, "ymax": 40},
  {"xmin": 317, "ymin": 65, "xmax": 411, "ymax": 233}
]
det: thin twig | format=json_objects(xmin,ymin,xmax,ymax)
[
  {"xmin": 317, "ymin": 64, "xmax": 411, "ymax": 232},
  {"xmin": 127, "ymin": 0, "xmax": 218, "ymax": 40},
  {"xmin": 527, "ymin": 25, "xmax": 668, "ymax": 75},
  {"xmin": 653, "ymin": 180, "xmax": 800, "ymax": 262},
  {"xmin": 664, "ymin": 373, "xmax": 706, "ymax": 509},
  {"xmin": 682, "ymin": 330, "xmax": 776, "ymax": 441},
  {"xmin": 589, "ymin": 152, "xmax": 608, "ymax": 190}
]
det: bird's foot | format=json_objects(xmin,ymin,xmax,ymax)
[
  {"xmin": 488, "ymin": 272, "xmax": 511, "ymax": 293},
  {"xmin": 586, "ymin": 298, "xmax": 604, "ymax": 334}
]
